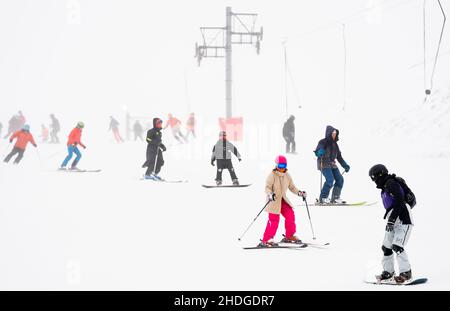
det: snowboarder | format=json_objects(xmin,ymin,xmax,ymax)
[
  {"xmin": 259, "ymin": 155, "xmax": 307, "ymax": 247},
  {"xmin": 49, "ymin": 114, "xmax": 60, "ymax": 143},
  {"xmin": 60, "ymin": 122, "xmax": 86, "ymax": 170},
  {"xmin": 282, "ymin": 115, "xmax": 296, "ymax": 154},
  {"xmin": 3, "ymin": 124, "xmax": 37, "ymax": 164},
  {"xmin": 164, "ymin": 113, "xmax": 187, "ymax": 143},
  {"xmin": 185, "ymin": 112, "xmax": 196, "ymax": 140},
  {"xmin": 314, "ymin": 125, "xmax": 350, "ymax": 204},
  {"xmin": 40, "ymin": 124, "xmax": 49, "ymax": 143},
  {"xmin": 211, "ymin": 131, "xmax": 241, "ymax": 186},
  {"xmin": 109, "ymin": 116, "xmax": 124, "ymax": 143},
  {"xmin": 143, "ymin": 118, "xmax": 167, "ymax": 180},
  {"xmin": 133, "ymin": 120, "xmax": 144, "ymax": 141},
  {"xmin": 369, "ymin": 164, "xmax": 414, "ymax": 284}
]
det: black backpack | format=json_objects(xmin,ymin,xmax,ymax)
[{"xmin": 394, "ymin": 175, "xmax": 416, "ymax": 208}]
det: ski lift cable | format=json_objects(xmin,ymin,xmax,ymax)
[{"xmin": 429, "ymin": 0, "xmax": 447, "ymax": 91}]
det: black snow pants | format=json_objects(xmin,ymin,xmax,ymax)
[
  {"xmin": 216, "ymin": 159, "xmax": 237, "ymax": 182},
  {"xmin": 4, "ymin": 147, "xmax": 25, "ymax": 164},
  {"xmin": 143, "ymin": 145, "xmax": 164, "ymax": 176}
]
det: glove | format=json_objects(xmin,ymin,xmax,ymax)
[
  {"xmin": 33, "ymin": 144, "xmax": 37, "ymax": 148},
  {"xmin": 160, "ymin": 144, "xmax": 167, "ymax": 152},
  {"xmin": 9, "ymin": 140, "xmax": 12, "ymax": 143},
  {"xmin": 238, "ymin": 157, "xmax": 242, "ymax": 162},
  {"xmin": 315, "ymin": 149, "xmax": 325, "ymax": 158},
  {"xmin": 343, "ymin": 163, "xmax": 350, "ymax": 173},
  {"xmin": 211, "ymin": 159, "xmax": 215, "ymax": 166},
  {"xmin": 385, "ymin": 221, "xmax": 395, "ymax": 232},
  {"xmin": 268, "ymin": 193, "xmax": 276, "ymax": 201},
  {"xmin": 298, "ymin": 191, "xmax": 307, "ymax": 199}
]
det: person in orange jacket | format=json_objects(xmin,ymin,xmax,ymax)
[
  {"xmin": 60, "ymin": 122, "xmax": 86, "ymax": 170},
  {"xmin": 40, "ymin": 124, "xmax": 49, "ymax": 143},
  {"xmin": 164, "ymin": 113, "xmax": 187, "ymax": 143},
  {"xmin": 4, "ymin": 124, "xmax": 37, "ymax": 164}
]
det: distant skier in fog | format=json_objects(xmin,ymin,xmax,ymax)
[
  {"xmin": 60, "ymin": 122, "xmax": 86, "ymax": 170},
  {"xmin": 3, "ymin": 124, "xmax": 37, "ymax": 165},
  {"xmin": 185, "ymin": 112, "xmax": 196, "ymax": 140},
  {"xmin": 17, "ymin": 111, "xmax": 26, "ymax": 128},
  {"xmin": 3, "ymin": 114, "xmax": 21, "ymax": 139},
  {"xmin": 40, "ymin": 124, "xmax": 49, "ymax": 143},
  {"xmin": 164, "ymin": 113, "xmax": 187, "ymax": 143},
  {"xmin": 282, "ymin": 115, "xmax": 296, "ymax": 154},
  {"xmin": 109, "ymin": 116, "xmax": 124, "ymax": 143},
  {"xmin": 0, "ymin": 122, "xmax": 3, "ymax": 137},
  {"xmin": 133, "ymin": 120, "xmax": 144, "ymax": 141},
  {"xmin": 49, "ymin": 114, "xmax": 60, "ymax": 143}
]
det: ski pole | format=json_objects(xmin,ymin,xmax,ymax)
[
  {"xmin": 303, "ymin": 197, "xmax": 316, "ymax": 240},
  {"xmin": 238, "ymin": 201, "xmax": 270, "ymax": 241}
]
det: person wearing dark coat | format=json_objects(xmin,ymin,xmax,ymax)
[
  {"xmin": 314, "ymin": 125, "xmax": 350, "ymax": 203},
  {"xmin": 369, "ymin": 164, "xmax": 414, "ymax": 283},
  {"xmin": 282, "ymin": 115, "xmax": 296, "ymax": 154},
  {"xmin": 211, "ymin": 131, "xmax": 242, "ymax": 186},
  {"xmin": 142, "ymin": 118, "xmax": 166, "ymax": 180}
]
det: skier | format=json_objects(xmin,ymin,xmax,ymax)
[
  {"xmin": 60, "ymin": 122, "xmax": 86, "ymax": 170},
  {"xmin": 143, "ymin": 118, "xmax": 166, "ymax": 180},
  {"xmin": 314, "ymin": 125, "xmax": 350, "ymax": 204},
  {"xmin": 17, "ymin": 111, "xmax": 26, "ymax": 129},
  {"xmin": 282, "ymin": 115, "xmax": 296, "ymax": 154},
  {"xmin": 185, "ymin": 112, "xmax": 196, "ymax": 140},
  {"xmin": 164, "ymin": 113, "xmax": 187, "ymax": 143},
  {"xmin": 211, "ymin": 131, "xmax": 241, "ymax": 186},
  {"xmin": 49, "ymin": 114, "xmax": 60, "ymax": 143},
  {"xmin": 133, "ymin": 120, "xmax": 144, "ymax": 141},
  {"xmin": 369, "ymin": 164, "xmax": 414, "ymax": 284},
  {"xmin": 3, "ymin": 124, "xmax": 37, "ymax": 164},
  {"xmin": 109, "ymin": 116, "xmax": 124, "ymax": 143},
  {"xmin": 259, "ymin": 155, "xmax": 307, "ymax": 247},
  {"xmin": 0, "ymin": 122, "xmax": 3, "ymax": 137},
  {"xmin": 40, "ymin": 124, "xmax": 49, "ymax": 143},
  {"xmin": 3, "ymin": 115, "xmax": 20, "ymax": 139}
]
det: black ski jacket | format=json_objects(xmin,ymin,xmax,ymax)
[{"xmin": 377, "ymin": 174, "xmax": 412, "ymax": 225}]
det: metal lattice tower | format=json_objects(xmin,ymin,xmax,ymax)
[{"xmin": 195, "ymin": 7, "xmax": 263, "ymax": 119}]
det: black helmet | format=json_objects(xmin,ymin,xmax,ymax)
[{"xmin": 369, "ymin": 164, "xmax": 388, "ymax": 181}]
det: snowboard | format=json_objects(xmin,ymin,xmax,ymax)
[
  {"xmin": 202, "ymin": 184, "xmax": 251, "ymax": 188},
  {"xmin": 365, "ymin": 277, "xmax": 428, "ymax": 286}
]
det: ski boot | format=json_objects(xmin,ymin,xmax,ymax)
[
  {"xmin": 331, "ymin": 198, "xmax": 347, "ymax": 204},
  {"xmin": 317, "ymin": 198, "xmax": 331, "ymax": 205},
  {"xmin": 152, "ymin": 174, "xmax": 164, "ymax": 181},
  {"xmin": 377, "ymin": 271, "xmax": 395, "ymax": 282},
  {"xmin": 216, "ymin": 180, "xmax": 222, "ymax": 186},
  {"xmin": 58, "ymin": 166, "xmax": 67, "ymax": 171},
  {"xmin": 232, "ymin": 179, "xmax": 240, "ymax": 186},
  {"xmin": 144, "ymin": 174, "xmax": 156, "ymax": 180},
  {"xmin": 394, "ymin": 270, "xmax": 412, "ymax": 284},
  {"xmin": 69, "ymin": 166, "xmax": 82, "ymax": 171},
  {"xmin": 257, "ymin": 239, "xmax": 278, "ymax": 248},
  {"xmin": 280, "ymin": 235, "xmax": 303, "ymax": 245}
]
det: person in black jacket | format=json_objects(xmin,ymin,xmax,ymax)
[
  {"xmin": 142, "ymin": 118, "xmax": 166, "ymax": 180},
  {"xmin": 314, "ymin": 125, "xmax": 350, "ymax": 204},
  {"xmin": 369, "ymin": 164, "xmax": 413, "ymax": 284},
  {"xmin": 282, "ymin": 115, "xmax": 296, "ymax": 154}
]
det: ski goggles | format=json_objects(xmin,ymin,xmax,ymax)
[{"xmin": 277, "ymin": 163, "xmax": 287, "ymax": 169}]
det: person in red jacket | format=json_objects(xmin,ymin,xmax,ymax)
[
  {"xmin": 60, "ymin": 122, "xmax": 86, "ymax": 170},
  {"xmin": 3, "ymin": 124, "xmax": 37, "ymax": 164},
  {"xmin": 164, "ymin": 113, "xmax": 187, "ymax": 143}
]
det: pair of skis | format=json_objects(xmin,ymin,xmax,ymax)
[{"xmin": 243, "ymin": 241, "xmax": 330, "ymax": 250}]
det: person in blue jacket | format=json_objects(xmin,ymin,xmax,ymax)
[{"xmin": 314, "ymin": 125, "xmax": 350, "ymax": 204}]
